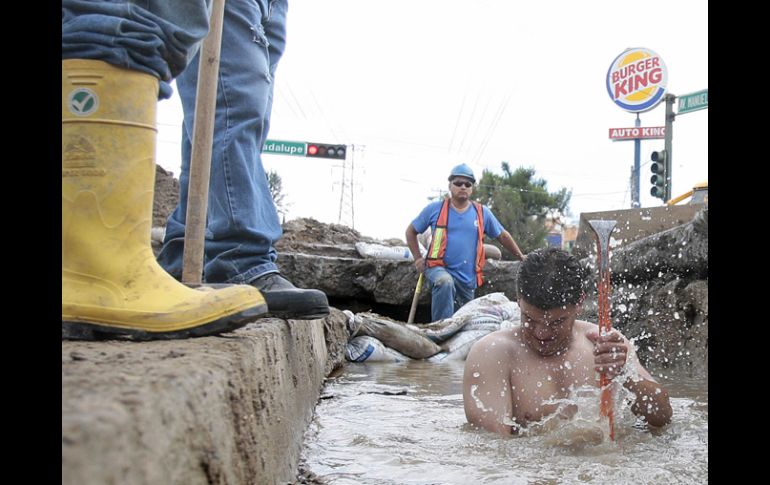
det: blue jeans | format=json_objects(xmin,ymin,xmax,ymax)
[
  {"xmin": 157, "ymin": 0, "xmax": 287, "ymax": 284},
  {"xmin": 63, "ymin": 0, "xmax": 284, "ymax": 284},
  {"xmin": 424, "ymin": 267, "xmax": 475, "ymax": 322},
  {"xmin": 62, "ymin": 0, "xmax": 216, "ymax": 99}
]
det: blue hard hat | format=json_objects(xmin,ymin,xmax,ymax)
[{"xmin": 448, "ymin": 163, "xmax": 475, "ymax": 183}]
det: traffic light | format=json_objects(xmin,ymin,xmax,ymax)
[
  {"xmin": 650, "ymin": 150, "xmax": 667, "ymax": 200},
  {"xmin": 306, "ymin": 143, "xmax": 346, "ymax": 159}
]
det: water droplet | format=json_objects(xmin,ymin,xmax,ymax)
[
  {"xmin": 537, "ymin": 381, "xmax": 543, "ymax": 387},
  {"xmin": 473, "ymin": 372, "xmax": 480, "ymax": 378}
]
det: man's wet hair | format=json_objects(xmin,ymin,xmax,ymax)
[{"xmin": 517, "ymin": 247, "xmax": 586, "ymax": 309}]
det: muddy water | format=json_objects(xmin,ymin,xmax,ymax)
[{"xmin": 300, "ymin": 361, "xmax": 707, "ymax": 484}]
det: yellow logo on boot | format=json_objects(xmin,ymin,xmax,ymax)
[{"xmin": 63, "ymin": 137, "xmax": 105, "ymax": 177}]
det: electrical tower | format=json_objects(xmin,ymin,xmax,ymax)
[{"xmin": 337, "ymin": 144, "xmax": 363, "ymax": 229}]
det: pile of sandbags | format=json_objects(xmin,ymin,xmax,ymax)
[{"xmin": 345, "ymin": 293, "xmax": 521, "ymax": 363}]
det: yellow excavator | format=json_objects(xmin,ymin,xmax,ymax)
[{"xmin": 667, "ymin": 181, "xmax": 708, "ymax": 205}]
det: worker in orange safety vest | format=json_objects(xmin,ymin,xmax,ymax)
[{"xmin": 406, "ymin": 164, "xmax": 526, "ymax": 321}]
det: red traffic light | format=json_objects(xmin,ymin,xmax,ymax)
[{"xmin": 305, "ymin": 142, "xmax": 346, "ymax": 159}]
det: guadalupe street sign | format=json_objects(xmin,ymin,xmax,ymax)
[
  {"xmin": 608, "ymin": 126, "xmax": 666, "ymax": 141},
  {"xmin": 263, "ymin": 139, "xmax": 306, "ymax": 156},
  {"xmin": 677, "ymin": 89, "xmax": 708, "ymax": 114}
]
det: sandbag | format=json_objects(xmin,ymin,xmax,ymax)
[
  {"xmin": 346, "ymin": 336, "xmax": 410, "ymax": 363},
  {"xmin": 452, "ymin": 292, "xmax": 521, "ymax": 322},
  {"xmin": 483, "ymin": 243, "xmax": 502, "ymax": 260},
  {"xmin": 428, "ymin": 329, "xmax": 494, "ymax": 362},
  {"xmin": 355, "ymin": 242, "xmax": 426, "ymax": 261},
  {"xmin": 351, "ymin": 312, "xmax": 442, "ymax": 359},
  {"xmin": 408, "ymin": 317, "xmax": 469, "ymax": 343}
]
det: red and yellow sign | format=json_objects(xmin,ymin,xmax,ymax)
[
  {"xmin": 606, "ymin": 48, "xmax": 667, "ymax": 113},
  {"xmin": 608, "ymin": 126, "xmax": 666, "ymax": 140}
]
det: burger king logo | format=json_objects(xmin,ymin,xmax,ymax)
[{"xmin": 606, "ymin": 48, "xmax": 667, "ymax": 113}]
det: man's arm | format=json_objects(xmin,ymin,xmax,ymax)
[
  {"xmin": 405, "ymin": 224, "xmax": 425, "ymax": 273},
  {"xmin": 623, "ymin": 374, "xmax": 673, "ymax": 427},
  {"xmin": 496, "ymin": 230, "xmax": 526, "ymax": 261},
  {"xmin": 589, "ymin": 330, "xmax": 672, "ymax": 427},
  {"xmin": 463, "ymin": 334, "xmax": 515, "ymax": 435}
]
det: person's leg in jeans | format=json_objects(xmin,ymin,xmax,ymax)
[
  {"xmin": 157, "ymin": 0, "xmax": 329, "ymax": 319},
  {"xmin": 425, "ymin": 266, "xmax": 458, "ymax": 322},
  {"xmin": 452, "ymin": 280, "xmax": 475, "ymax": 314},
  {"xmin": 61, "ymin": 0, "xmax": 268, "ymax": 340}
]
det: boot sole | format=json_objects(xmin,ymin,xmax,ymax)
[
  {"xmin": 262, "ymin": 290, "xmax": 330, "ymax": 320},
  {"xmin": 266, "ymin": 306, "xmax": 330, "ymax": 320},
  {"xmin": 61, "ymin": 303, "xmax": 268, "ymax": 341}
]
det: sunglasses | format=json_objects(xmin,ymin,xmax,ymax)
[{"xmin": 452, "ymin": 180, "xmax": 473, "ymax": 188}]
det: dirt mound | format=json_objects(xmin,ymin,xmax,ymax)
[
  {"xmin": 276, "ymin": 218, "xmax": 379, "ymax": 252},
  {"xmin": 151, "ymin": 165, "xmax": 404, "ymax": 253},
  {"xmin": 153, "ymin": 165, "xmax": 180, "ymax": 227}
]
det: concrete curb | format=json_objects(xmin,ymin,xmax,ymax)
[{"xmin": 62, "ymin": 309, "xmax": 349, "ymax": 485}]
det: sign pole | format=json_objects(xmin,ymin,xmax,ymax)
[{"xmin": 632, "ymin": 114, "xmax": 641, "ymax": 208}]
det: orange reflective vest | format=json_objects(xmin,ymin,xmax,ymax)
[{"xmin": 425, "ymin": 198, "xmax": 487, "ymax": 286}]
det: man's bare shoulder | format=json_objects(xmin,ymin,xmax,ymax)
[{"xmin": 466, "ymin": 329, "xmax": 520, "ymax": 361}]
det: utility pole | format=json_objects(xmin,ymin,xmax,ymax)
[
  {"xmin": 349, "ymin": 144, "xmax": 356, "ymax": 230},
  {"xmin": 337, "ymin": 144, "xmax": 358, "ymax": 229},
  {"xmin": 337, "ymin": 150, "xmax": 347, "ymax": 224}
]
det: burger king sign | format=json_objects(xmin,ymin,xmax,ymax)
[{"xmin": 607, "ymin": 48, "xmax": 667, "ymax": 113}]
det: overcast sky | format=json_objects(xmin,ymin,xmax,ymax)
[{"xmin": 156, "ymin": 0, "xmax": 708, "ymax": 241}]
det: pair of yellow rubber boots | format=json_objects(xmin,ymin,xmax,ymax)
[{"xmin": 62, "ymin": 59, "xmax": 267, "ymax": 340}]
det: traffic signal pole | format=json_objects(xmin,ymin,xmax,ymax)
[{"xmin": 663, "ymin": 93, "xmax": 675, "ymax": 201}]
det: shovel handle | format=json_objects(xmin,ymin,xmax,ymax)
[
  {"xmin": 587, "ymin": 219, "xmax": 617, "ymax": 441},
  {"xmin": 182, "ymin": 0, "xmax": 227, "ymax": 285},
  {"xmin": 407, "ymin": 273, "xmax": 424, "ymax": 324}
]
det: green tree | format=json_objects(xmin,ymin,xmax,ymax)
[
  {"xmin": 267, "ymin": 170, "xmax": 287, "ymax": 218},
  {"xmin": 473, "ymin": 162, "xmax": 571, "ymax": 256}
]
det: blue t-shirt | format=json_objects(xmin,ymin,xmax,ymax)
[{"xmin": 411, "ymin": 200, "xmax": 504, "ymax": 288}]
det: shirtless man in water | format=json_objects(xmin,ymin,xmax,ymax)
[{"xmin": 463, "ymin": 247, "xmax": 672, "ymax": 435}]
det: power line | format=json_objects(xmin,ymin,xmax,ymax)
[
  {"xmin": 456, "ymin": 90, "xmax": 481, "ymax": 155},
  {"xmin": 448, "ymin": 89, "xmax": 468, "ymax": 153},
  {"xmin": 309, "ymin": 88, "xmax": 344, "ymax": 142},
  {"xmin": 471, "ymin": 91, "xmax": 512, "ymax": 165},
  {"xmin": 274, "ymin": 84, "xmax": 301, "ymax": 120},
  {"xmin": 465, "ymin": 93, "xmax": 494, "ymax": 160},
  {"xmin": 284, "ymin": 82, "xmax": 308, "ymax": 119}
]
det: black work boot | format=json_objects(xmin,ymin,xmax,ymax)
[{"xmin": 250, "ymin": 273, "xmax": 330, "ymax": 320}]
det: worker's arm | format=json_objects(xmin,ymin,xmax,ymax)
[
  {"xmin": 496, "ymin": 230, "xmax": 526, "ymax": 261},
  {"xmin": 405, "ymin": 224, "xmax": 425, "ymax": 272}
]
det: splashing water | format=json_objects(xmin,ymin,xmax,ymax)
[{"xmin": 299, "ymin": 361, "xmax": 708, "ymax": 484}]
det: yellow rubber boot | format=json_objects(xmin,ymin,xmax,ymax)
[{"xmin": 62, "ymin": 59, "xmax": 267, "ymax": 340}]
